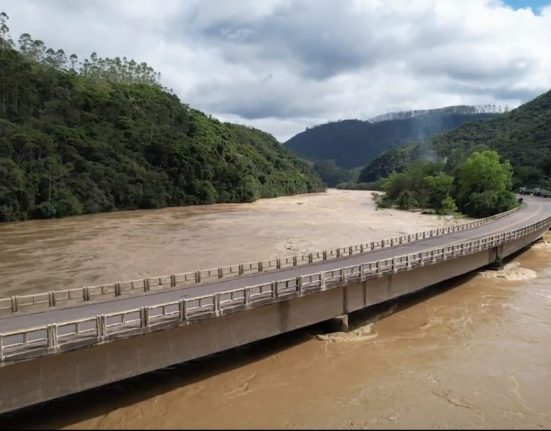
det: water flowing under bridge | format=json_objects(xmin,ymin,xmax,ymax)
[{"xmin": 1, "ymin": 196, "xmax": 550, "ymax": 415}]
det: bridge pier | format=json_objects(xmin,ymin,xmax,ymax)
[
  {"xmin": 491, "ymin": 245, "xmax": 505, "ymax": 269},
  {"xmin": 325, "ymin": 314, "xmax": 349, "ymax": 333}
]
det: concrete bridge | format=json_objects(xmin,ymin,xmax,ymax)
[{"xmin": 1, "ymin": 197, "xmax": 550, "ymax": 415}]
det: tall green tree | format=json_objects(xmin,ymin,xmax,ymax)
[
  {"xmin": 424, "ymin": 172, "xmax": 454, "ymax": 212},
  {"xmin": 456, "ymin": 150, "xmax": 516, "ymax": 217},
  {"xmin": 0, "ymin": 12, "xmax": 14, "ymax": 50}
]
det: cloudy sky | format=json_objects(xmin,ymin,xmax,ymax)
[{"xmin": 3, "ymin": 0, "xmax": 551, "ymax": 141}]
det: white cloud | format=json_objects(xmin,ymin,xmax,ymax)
[{"xmin": 2, "ymin": 0, "xmax": 551, "ymax": 142}]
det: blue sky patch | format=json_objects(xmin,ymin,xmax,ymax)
[{"xmin": 502, "ymin": 0, "xmax": 551, "ymax": 13}]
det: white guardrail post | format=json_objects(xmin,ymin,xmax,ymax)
[
  {"xmin": 214, "ymin": 293, "xmax": 221, "ymax": 316},
  {"xmin": 297, "ymin": 276, "xmax": 303, "ymax": 295},
  {"xmin": 244, "ymin": 288, "xmax": 251, "ymax": 307},
  {"xmin": 96, "ymin": 315, "xmax": 106, "ymax": 341},
  {"xmin": 47, "ymin": 324, "xmax": 58, "ymax": 352},
  {"xmin": 140, "ymin": 307, "xmax": 149, "ymax": 328}
]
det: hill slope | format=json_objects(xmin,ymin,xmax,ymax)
[
  {"xmin": 359, "ymin": 89, "xmax": 551, "ymax": 188},
  {"xmin": 0, "ymin": 49, "xmax": 323, "ymax": 221},
  {"xmin": 358, "ymin": 144, "xmax": 421, "ymax": 183},
  {"xmin": 284, "ymin": 108, "xmax": 499, "ymax": 169},
  {"xmin": 431, "ymin": 90, "xmax": 551, "ymax": 188}
]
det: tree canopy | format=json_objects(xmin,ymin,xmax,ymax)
[
  {"xmin": 455, "ymin": 150, "xmax": 516, "ymax": 217},
  {"xmin": 376, "ymin": 150, "xmax": 516, "ymax": 217}
]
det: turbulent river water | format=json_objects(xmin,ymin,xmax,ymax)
[{"xmin": 1, "ymin": 189, "xmax": 551, "ymax": 429}]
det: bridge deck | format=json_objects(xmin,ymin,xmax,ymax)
[{"xmin": 0, "ymin": 197, "xmax": 549, "ymax": 335}]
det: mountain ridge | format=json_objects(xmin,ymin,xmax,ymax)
[
  {"xmin": 284, "ymin": 108, "xmax": 500, "ymax": 169},
  {"xmin": 369, "ymin": 104, "xmax": 510, "ymax": 123}
]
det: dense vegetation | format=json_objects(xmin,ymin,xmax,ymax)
[
  {"xmin": 431, "ymin": 89, "xmax": 551, "ymax": 189},
  {"xmin": 358, "ymin": 143, "xmax": 422, "ymax": 183},
  {"xmin": 312, "ymin": 159, "xmax": 356, "ymax": 187},
  {"xmin": 284, "ymin": 109, "xmax": 499, "ymax": 170},
  {"xmin": 0, "ymin": 14, "xmax": 324, "ymax": 221},
  {"xmin": 361, "ymin": 88, "xmax": 551, "ymax": 190},
  {"xmin": 377, "ymin": 150, "xmax": 517, "ymax": 217}
]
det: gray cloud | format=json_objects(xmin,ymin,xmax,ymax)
[{"xmin": 182, "ymin": 0, "xmax": 410, "ymax": 79}]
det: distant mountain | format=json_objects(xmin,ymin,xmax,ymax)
[
  {"xmin": 284, "ymin": 106, "xmax": 500, "ymax": 169},
  {"xmin": 360, "ymin": 89, "xmax": 551, "ymax": 189}
]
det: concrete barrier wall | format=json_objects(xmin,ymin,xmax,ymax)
[{"xmin": 0, "ymin": 228, "xmax": 544, "ymax": 415}]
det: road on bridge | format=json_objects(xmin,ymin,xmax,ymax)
[{"xmin": 1, "ymin": 196, "xmax": 550, "ymax": 334}]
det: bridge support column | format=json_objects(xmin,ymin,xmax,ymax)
[
  {"xmin": 491, "ymin": 245, "xmax": 505, "ymax": 269},
  {"xmin": 325, "ymin": 314, "xmax": 349, "ymax": 333}
]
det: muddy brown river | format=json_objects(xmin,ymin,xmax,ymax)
[{"xmin": 1, "ymin": 190, "xmax": 550, "ymax": 429}]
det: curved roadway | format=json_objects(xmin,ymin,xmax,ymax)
[{"xmin": 1, "ymin": 197, "xmax": 550, "ymax": 333}]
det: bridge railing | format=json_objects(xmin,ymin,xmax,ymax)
[
  {"xmin": 0, "ymin": 204, "xmax": 523, "ymax": 316},
  {"xmin": 1, "ymin": 211, "xmax": 547, "ymax": 363}
]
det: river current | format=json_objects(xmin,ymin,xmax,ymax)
[{"xmin": 1, "ymin": 190, "xmax": 550, "ymax": 429}]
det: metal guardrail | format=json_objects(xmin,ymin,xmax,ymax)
[
  {"xmin": 1, "ymin": 209, "xmax": 546, "ymax": 363},
  {"xmin": 0, "ymin": 205, "xmax": 523, "ymax": 316}
]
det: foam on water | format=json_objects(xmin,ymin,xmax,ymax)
[
  {"xmin": 316, "ymin": 323, "xmax": 378, "ymax": 343},
  {"xmin": 478, "ymin": 262, "xmax": 537, "ymax": 281}
]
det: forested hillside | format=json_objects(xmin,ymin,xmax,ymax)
[
  {"xmin": 360, "ymin": 88, "xmax": 551, "ymax": 189},
  {"xmin": 431, "ymin": 90, "xmax": 551, "ymax": 188},
  {"xmin": 358, "ymin": 143, "xmax": 421, "ymax": 183},
  {"xmin": 0, "ymin": 21, "xmax": 323, "ymax": 222},
  {"xmin": 284, "ymin": 109, "xmax": 499, "ymax": 169}
]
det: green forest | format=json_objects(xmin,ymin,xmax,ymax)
[
  {"xmin": 362, "ymin": 88, "xmax": 551, "ymax": 189},
  {"xmin": 355, "ymin": 87, "xmax": 551, "ymax": 217},
  {"xmin": 0, "ymin": 14, "xmax": 324, "ymax": 222},
  {"xmin": 431, "ymin": 90, "xmax": 551, "ymax": 189},
  {"xmin": 375, "ymin": 150, "xmax": 518, "ymax": 218}
]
